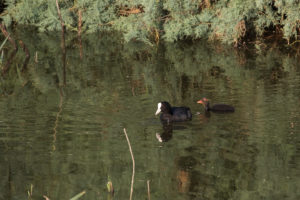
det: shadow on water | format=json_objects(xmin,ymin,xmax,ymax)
[{"xmin": 0, "ymin": 27, "xmax": 300, "ymax": 199}]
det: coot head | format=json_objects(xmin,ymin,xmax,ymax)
[{"xmin": 155, "ymin": 101, "xmax": 172, "ymax": 115}]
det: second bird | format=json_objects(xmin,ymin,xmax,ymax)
[{"xmin": 197, "ymin": 98, "xmax": 235, "ymax": 112}]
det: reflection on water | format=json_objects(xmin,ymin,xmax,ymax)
[
  {"xmin": 0, "ymin": 29, "xmax": 300, "ymax": 199},
  {"xmin": 156, "ymin": 123, "xmax": 173, "ymax": 143}
]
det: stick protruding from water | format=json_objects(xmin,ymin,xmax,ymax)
[
  {"xmin": 123, "ymin": 128, "xmax": 135, "ymax": 200},
  {"xmin": 147, "ymin": 180, "xmax": 151, "ymax": 200}
]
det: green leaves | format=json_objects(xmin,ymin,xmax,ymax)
[{"xmin": 1, "ymin": 0, "xmax": 300, "ymax": 45}]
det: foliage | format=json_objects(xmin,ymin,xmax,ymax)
[{"xmin": 1, "ymin": 0, "xmax": 300, "ymax": 45}]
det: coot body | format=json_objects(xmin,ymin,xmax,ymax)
[
  {"xmin": 155, "ymin": 101, "xmax": 192, "ymax": 122},
  {"xmin": 197, "ymin": 98, "xmax": 235, "ymax": 112}
]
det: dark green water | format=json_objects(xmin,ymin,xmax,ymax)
[{"xmin": 0, "ymin": 30, "xmax": 300, "ymax": 200}]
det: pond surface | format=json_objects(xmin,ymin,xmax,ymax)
[{"xmin": 0, "ymin": 30, "xmax": 300, "ymax": 200}]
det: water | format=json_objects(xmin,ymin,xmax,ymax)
[{"xmin": 0, "ymin": 29, "xmax": 300, "ymax": 200}]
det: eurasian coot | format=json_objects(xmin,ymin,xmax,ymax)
[
  {"xmin": 197, "ymin": 98, "xmax": 235, "ymax": 112},
  {"xmin": 155, "ymin": 101, "xmax": 192, "ymax": 122}
]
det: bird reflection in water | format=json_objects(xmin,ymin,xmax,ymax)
[
  {"xmin": 156, "ymin": 122, "xmax": 173, "ymax": 142},
  {"xmin": 156, "ymin": 121, "xmax": 190, "ymax": 142}
]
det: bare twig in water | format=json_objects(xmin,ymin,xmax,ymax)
[
  {"xmin": 43, "ymin": 195, "xmax": 50, "ymax": 200},
  {"xmin": 35, "ymin": 51, "xmax": 38, "ymax": 63},
  {"xmin": 123, "ymin": 128, "xmax": 135, "ymax": 200},
  {"xmin": 147, "ymin": 180, "xmax": 151, "ymax": 200},
  {"xmin": 69, "ymin": 190, "xmax": 86, "ymax": 200}
]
